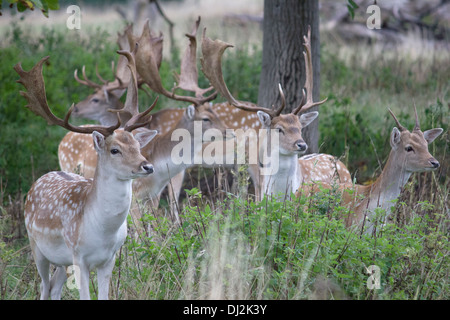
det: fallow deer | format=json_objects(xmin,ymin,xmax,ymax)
[
  {"xmin": 16, "ymin": 46, "xmax": 158, "ymax": 300},
  {"xmin": 60, "ymin": 18, "xmax": 228, "ymax": 226},
  {"xmin": 297, "ymin": 107, "xmax": 443, "ymax": 234},
  {"xmin": 200, "ymin": 27, "xmax": 352, "ymax": 200},
  {"xmin": 58, "ymin": 27, "xmax": 132, "ymax": 176}
]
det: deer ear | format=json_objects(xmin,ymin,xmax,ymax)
[
  {"xmin": 110, "ymin": 88, "xmax": 126, "ymax": 98},
  {"xmin": 299, "ymin": 111, "xmax": 319, "ymax": 128},
  {"xmin": 92, "ymin": 131, "xmax": 106, "ymax": 152},
  {"xmin": 134, "ymin": 129, "xmax": 158, "ymax": 148},
  {"xmin": 390, "ymin": 127, "xmax": 401, "ymax": 149},
  {"xmin": 257, "ymin": 111, "xmax": 271, "ymax": 128},
  {"xmin": 423, "ymin": 128, "xmax": 443, "ymax": 144},
  {"xmin": 186, "ymin": 105, "xmax": 196, "ymax": 120}
]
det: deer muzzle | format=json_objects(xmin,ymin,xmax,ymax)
[
  {"xmin": 295, "ymin": 140, "xmax": 308, "ymax": 152},
  {"xmin": 429, "ymin": 158, "xmax": 440, "ymax": 169}
]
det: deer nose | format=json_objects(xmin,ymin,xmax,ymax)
[
  {"xmin": 142, "ymin": 163, "xmax": 154, "ymax": 174},
  {"xmin": 295, "ymin": 140, "xmax": 308, "ymax": 152},
  {"xmin": 429, "ymin": 159, "xmax": 440, "ymax": 168}
]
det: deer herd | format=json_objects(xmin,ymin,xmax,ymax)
[{"xmin": 14, "ymin": 17, "xmax": 442, "ymax": 300}]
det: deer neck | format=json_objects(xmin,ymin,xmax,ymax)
[
  {"xmin": 366, "ymin": 150, "xmax": 412, "ymax": 211},
  {"xmin": 99, "ymin": 100, "xmax": 125, "ymax": 126},
  {"xmin": 85, "ymin": 160, "xmax": 132, "ymax": 233},
  {"xmin": 134, "ymin": 115, "xmax": 200, "ymax": 199},
  {"xmin": 259, "ymin": 129, "xmax": 301, "ymax": 197}
]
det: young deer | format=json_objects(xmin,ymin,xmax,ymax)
[
  {"xmin": 200, "ymin": 27, "xmax": 352, "ymax": 200},
  {"xmin": 297, "ymin": 107, "xmax": 443, "ymax": 233},
  {"xmin": 16, "ymin": 47, "xmax": 158, "ymax": 299}
]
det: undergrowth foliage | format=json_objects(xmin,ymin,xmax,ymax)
[
  {"xmin": 109, "ymin": 185, "xmax": 448, "ymax": 300},
  {"xmin": 0, "ymin": 23, "xmax": 448, "ymax": 300}
]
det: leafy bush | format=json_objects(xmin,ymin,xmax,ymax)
[{"xmin": 103, "ymin": 186, "xmax": 448, "ymax": 300}]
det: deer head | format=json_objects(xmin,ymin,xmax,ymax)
[
  {"xmin": 200, "ymin": 26, "xmax": 327, "ymax": 156},
  {"xmin": 388, "ymin": 107, "xmax": 442, "ymax": 173},
  {"xmin": 72, "ymin": 64, "xmax": 127, "ymax": 124},
  {"xmin": 71, "ymin": 24, "xmax": 145, "ymax": 125},
  {"xmin": 14, "ymin": 45, "xmax": 158, "ymax": 176}
]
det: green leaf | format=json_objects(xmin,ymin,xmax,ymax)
[
  {"xmin": 30, "ymin": 0, "xmax": 43, "ymax": 10},
  {"xmin": 347, "ymin": 5, "xmax": 355, "ymax": 19},
  {"xmin": 348, "ymin": 0, "xmax": 359, "ymax": 9},
  {"xmin": 347, "ymin": 0, "xmax": 359, "ymax": 20},
  {"xmin": 45, "ymin": 0, "xmax": 58, "ymax": 10}
]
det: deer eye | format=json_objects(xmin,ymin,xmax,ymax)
[
  {"xmin": 405, "ymin": 146, "xmax": 413, "ymax": 152},
  {"xmin": 110, "ymin": 148, "xmax": 121, "ymax": 155},
  {"xmin": 276, "ymin": 127, "xmax": 284, "ymax": 134},
  {"xmin": 92, "ymin": 98, "xmax": 100, "ymax": 103},
  {"xmin": 202, "ymin": 118, "xmax": 211, "ymax": 122}
]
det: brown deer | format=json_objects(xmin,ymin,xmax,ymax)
[
  {"xmin": 297, "ymin": 107, "xmax": 443, "ymax": 233},
  {"xmin": 200, "ymin": 26, "xmax": 352, "ymax": 200},
  {"xmin": 15, "ymin": 46, "xmax": 158, "ymax": 299}
]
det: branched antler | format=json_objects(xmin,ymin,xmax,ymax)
[
  {"xmin": 201, "ymin": 26, "xmax": 327, "ymax": 118},
  {"xmin": 15, "ymin": 56, "xmax": 120, "ymax": 136},
  {"xmin": 173, "ymin": 16, "xmax": 214, "ymax": 99},
  {"xmin": 15, "ymin": 49, "xmax": 156, "ymax": 136},
  {"xmin": 115, "ymin": 43, "xmax": 156, "ymax": 131},
  {"xmin": 135, "ymin": 17, "xmax": 217, "ymax": 106},
  {"xmin": 292, "ymin": 26, "xmax": 328, "ymax": 115},
  {"xmin": 200, "ymin": 28, "xmax": 285, "ymax": 118}
]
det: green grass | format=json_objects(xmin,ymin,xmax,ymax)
[{"xmin": 0, "ymin": 22, "xmax": 448, "ymax": 300}]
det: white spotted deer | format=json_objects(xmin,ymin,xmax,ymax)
[
  {"xmin": 200, "ymin": 27, "xmax": 352, "ymax": 200},
  {"xmin": 58, "ymin": 26, "xmax": 135, "ymax": 176},
  {"xmin": 16, "ymin": 46, "xmax": 158, "ymax": 300},
  {"xmin": 298, "ymin": 107, "xmax": 443, "ymax": 233}
]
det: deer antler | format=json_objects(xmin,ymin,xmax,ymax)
[
  {"xmin": 292, "ymin": 26, "xmax": 328, "ymax": 115},
  {"xmin": 15, "ymin": 54, "xmax": 155, "ymax": 136},
  {"xmin": 388, "ymin": 108, "xmax": 407, "ymax": 131},
  {"xmin": 114, "ymin": 43, "xmax": 156, "ymax": 132},
  {"xmin": 173, "ymin": 16, "xmax": 214, "ymax": 99},
  {"xmin": 74, "ymin": 66, "xmax": 103, "ymax": 89},
  {"xmin": 413, "ymin": 104, "xmax": 421, "ymax": 132},
  {"xmin": 15, "ymin": 57, "xmax": 120, "ymax": 137},
  {"xmin": 200, "ymin": 28, "xmax": 285, "ymax": 118},
  {"xmin": 135, "ymin": 18, "xmax": 217, "ymax": 106},
  {"xmin": 74, "ymin": 63, "xmax": 128, "ymax": 95}
]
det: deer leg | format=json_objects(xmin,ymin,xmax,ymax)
[
  {"xmin": 129, "ymin": 201, "xmax": 146, "ymax": 238},
  {"xmin": 97, "ymin": 255, "xmax": 116, "ymax": 300},
  {"xmin": 247, "ymin": 163, "xmax": 260, "ymax": 201},
  {"xmin": 49, "ymin": 266, "xmax": 67, "ymax": 300},
  {"xmin": 31, "ymin": 238, "xmax": 51, "ymax": 300},
  {"xmin": 73, "ymin": 258, "xmax": 90, "ymax": 300},
  {"xmin": 167, "ymin": 171, "xmax": 185, "ymax": 224}
]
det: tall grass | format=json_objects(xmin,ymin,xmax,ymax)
[{"xmin": 0, "ymin": 21, "xmax": 448, "ymax": 300}]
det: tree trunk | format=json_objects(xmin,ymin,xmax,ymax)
[{"xmin": 258, "ymin": 0, "xmax": 321, "ymax": 154}]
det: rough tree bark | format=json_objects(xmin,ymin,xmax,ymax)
[{"xmin": 258, "ymin": 0, "xmax": 321, "ymax": 154}]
